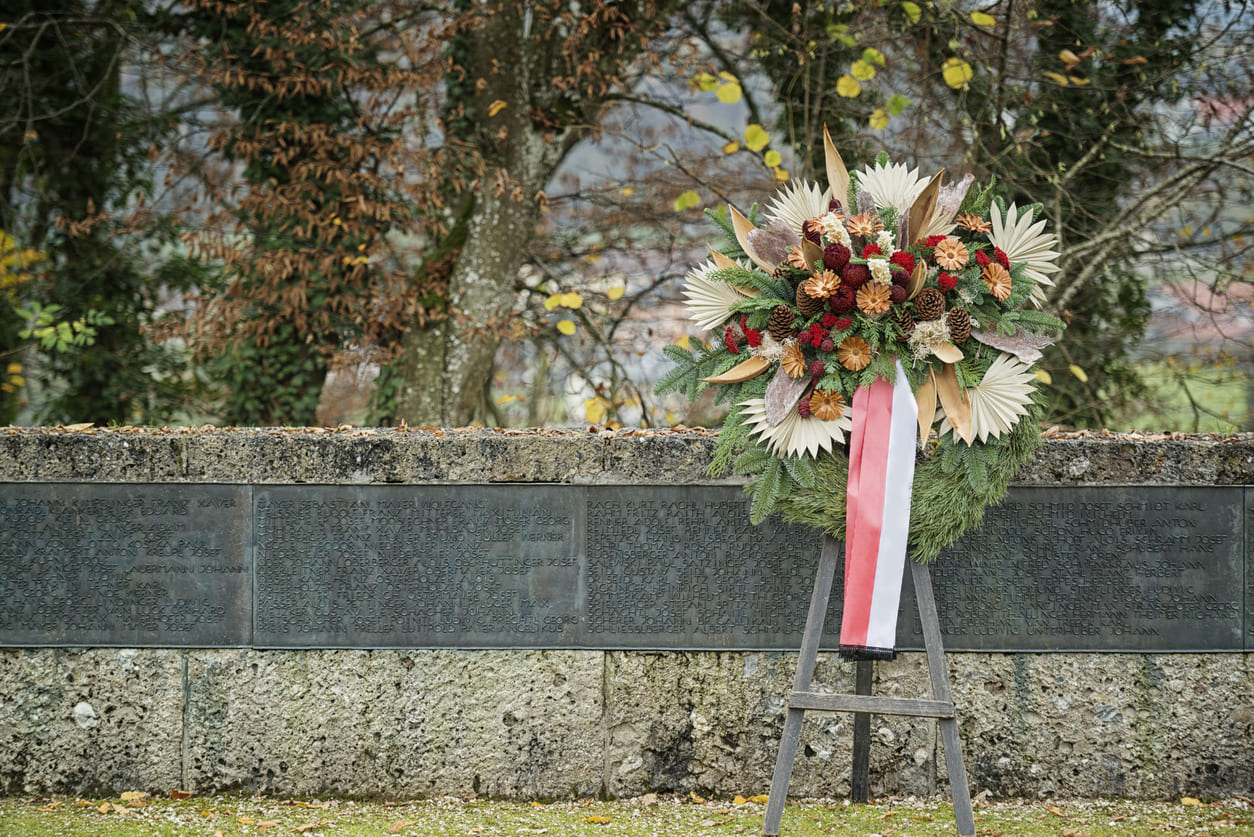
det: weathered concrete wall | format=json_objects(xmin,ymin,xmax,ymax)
[{"xmin": 1, "ymin": 427, "xmax": 1252, "ymax": 801}]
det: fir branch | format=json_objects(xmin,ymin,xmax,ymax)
[{"xmin": 783, "ymin": 454, "xmax": 817, "ymax": 489}]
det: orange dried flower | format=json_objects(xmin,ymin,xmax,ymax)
[
  {"xmin": 856, "ymin": 282, "xmax": 893, "ymax": 315},
  {"xmin": 784, "ymin": 246, "xmax": 809, "ymax": 270},
  {"xmin": 809, "ymin": 389, "xmax": 846, "ymax": 421},
  {"xmin": 781, "ymin": 341, "xmax": 808, "ymax": 379},
  {"xmin": 933, "ymin": 237, "xmax": 970, "ymax": 271},
  {"xmin": 837, "ymin": 335, "xmax": 873, "ymax": 371},
  {"xmin": 956, "ymin": 212, "xmax": 992, "ymax": 234},
  {"xmin": 805, "ymin": 269, "xmax": 842, "ymax": 299},
  {"xmin": 845, "ymin": 212, "xmax": 884, "ymax": 238},
  {"xmin": 983, "ymin": 262, "xmax": 1012, "ymax": 300}
]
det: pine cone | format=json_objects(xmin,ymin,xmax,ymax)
[
  {"xmin": 946, "ymin": 307, "xmax": 972, "ymax": 343},
  {"xmin": 913, "ymin": 287, "xmax": 945, "ymax": 321},
  {"xmin": 796, "ymin": 281, "xmax": 826, "ymax": 318},
  {"xmin": 891, "ymin": 306, "xmax": 915, "ymax": 341},
  {"xmin": 768, "ymin": 304, "xmax": 798, "ymax": 342}
]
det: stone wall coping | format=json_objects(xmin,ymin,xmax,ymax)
[{"xmin": 1, "ymin": 426, "xmax": 1251, "ymax": 485}]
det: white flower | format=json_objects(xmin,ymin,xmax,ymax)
[
  {"xmin": 856, "ymin": 160, "xmax": 928, "ymax": 213},
  {"xmin": 876, "ymin": 229, "xmax": 896, "ymax": 254},
  {"xmin": 766, "ymin": 180, "xmax": 830, "ymax": 236},
  {"xmin": 989, "ymin": 202, "xmax": 1060, "ymax": 307},
  {"xmin": 817, "ymin": 212, "xmax": 846, "ymax": 237},
  {"xmin": 827, "ymin": 224, "xmax": 852, "ymax": 248},
  {"xmin": 740, "ymin": 398, "xmax": 852, "ymax": 459},
  {"xmin": 681, "ymin": 259, "xmax": 753, "ymax": 332},
  {"xmin": 869, "ymin": 259, "xmax": 892, "ymax": 285}
]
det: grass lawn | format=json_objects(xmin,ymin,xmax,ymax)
[{"xmin": 0, "ymin": 793, "xmax": 1251, "ymax": 836}]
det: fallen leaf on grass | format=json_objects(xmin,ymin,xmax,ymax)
[
  {"xmin": 582, "ymin": 816, "xmax": 611, "ymax": 823},
  {"xmin": 733, "ymin": 795, "xmax": 746, "ymax": 806},
  {"xmin": 96, "ymin": 802, "xmax": 110, "ymax": 814},
  {"xmin": 212, "ymin": 831, "xmax": 225, "ymax": 837},
  {"xmin": 388, "ymin": 820, "xmax": 411, "ymax": 833},
  {"xmin": 1061, "ymin": 828, "xmax": 1091, "ymax": 837},
  {"xmin": 690, "ymin": 791, "xmax": 706, "ymax": 804},
  {"xmin": 37, "ymin": 802, "xmax": 62, "ymax": 812},
  {"xmin": 73, "ymin": 800, "xmax": 94, "ymax": 808},
  {"xmin": 238, "ymin": 816, "xmax": 255, "ymax": 824},
  {"xmin": 169, "ymin": 789, "xmax": 192, "ymax": 799},
  {"xmin": 1182, "ymin": 797, "xmax": 1204, "ymax": 806},
  {"xmin": 1047, "ymin": 805, "xmax": 1068, "ymax": 817},
  {"xmin": 295, "ymin": 821, "xmax": 333, "ymax": 833},
  {"xmin": 258, "ymin": 821, "xmax": 280, "ymax": 831},
  {"xmin": 747, "ymin": 794, "xmax": 768, "ymax": 804}
]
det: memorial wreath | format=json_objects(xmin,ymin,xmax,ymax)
[{"xmin": 657, "ymin": 129, "xmax": 1066, "ymax": 658}]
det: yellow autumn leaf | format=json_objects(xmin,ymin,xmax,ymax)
[
  {"xmin": 676, "ymin": 334, "xmax": 691, "ymax": 349},
  {"xmin": 733, "ymin": 795, "xmax": 747, "ymax": 805},
  {"xmin": 1059, "ymin": 48, "xmax": 1080, "ymax": 64},
  {"xmin": 582, "ymin": 815, "xmax": 612, "ymax": 823},
  {"xmin": 748, "ymin": 795, "xmax": 769, "ymax": 804},
  {"xmin": 722, "ymin": 141, "xmax": 739, "ymax": 154},
  {"xmin": 763, "ymin": 149, "xmax": 782, "ymax": 167},
  {"xmin": 901, "ymin": 1, "xmax": 921, "ymax": 23},
  {"xmin": 98, "ymin": 803, "xmax": 111, "ymax": 814},
  {"xmin": 716, "ymin": 81, "xmax": 742, "ymax": 103},
  {"xmin": 689, "ymin": 791, "xmax": 706, "ymax": 804},
  {"xmin": 672, "ymin": 190, "xmax": 701, "ymax": 212},
  {"xmin": 942, "ymin": 58, "xmax": 973, "ymax": 89},
  {"xmin": 7, "ymin": 363, "xmax": 22, "ymax": 374},
  {"xmin": 869, "ymin": 108, "xmax": 889, "ymax": 130},
  {"xmin": 773, "ymin": 166, "xmax": 789, "ymax": 181},
  {"xmin": 495, "ymin": 394, "xmax": 519, "ymax": 406},
  {"xmin": 1034, "ymin": 368, "xmax": 1053, "ymax": 385},
  {"xmin": 607, "ymin": 285, "xmax": 625, "ymax": 301},
  {"xmin": 743, "ymin": 123, "xmax": 770, "ymax": 151},
  {"xmin": 1181, "ymin": 797, "xmax": 1203, "ymax": 807},
  {"xmin": 1044, "ymin": 71, "xmax": 1070, "ymax": 85},
  {"xmin": 1069, "ymin": 364, "xmax": 1088, "ymax": 383},
  {"xmin": 835, "ymin": 74, "xmax": 862, "ymax": 97},
  {"xmin": 1068, "ymin": 75, "xmax": 1091, "ymax": 85},
  {"xmin": 544, "ymin": 293, "xmax": 563, "ymax": 311},
  {"xmin": 850, "ymin": 59, "xmax": 876, "ymax": 81},
  {"xmin": 862, "ymin": 47, "xmax": 886, "ymax": 66},
  {"xmin": 487, "ymin": 99, "xmax": 507, "ymax": 117},
  {"xmin": 970, "ymin": 11, "xmax": 995, "ymax": 27},
  {"xmin": 557, "ymin": 320, "xmax": 576, "ymax": 336},
  {"xmin": 1123, "ymin": 55, "xmax": 1148, "ymax": 65},
  {"xmin": 560, "ymin": 291, "xmax": 583, "ymax": 309},
  {"xmin": 585, "ymin": 397, "xmax": 608, "ymax": 425},
  {"xmin": 690, "ymin": 71, "xmax": 719, "ymax": 91},
  {"xmin": 120, "ymin": 792, "xmax": 148, "ymax": 802},
  {"xmin": 620, "ymin": 186, "xmax": 634, "ymax": 196}
]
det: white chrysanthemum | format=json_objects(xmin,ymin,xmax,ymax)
[
  {"xmin": 989, "ymin": 202, "xmax": 1060, "ymax": 307},
  {"xmin": 869, "ymin": 259, "xmax": 892, "ymax": 285},
  {"xmin": 856, "ymin": 161, "xmax": 928, "ymax": 213},
  {"xmin": 827, "ymin": 224, "xmax": 851, "ymax": 248},
  {"xmin": 817, "ymin": 212, "xmax": 846, "ymax": 237},
  {"xmin": 940, "ymin": 353, "xmax": 1037, "ymax": 443},
  {"xmin": 766, "ymin": 180, "xmax": 829, "ymax": 235},
  {"xmin": 876, "ymin": 229, "xmax": 896, "ymax": 254},
  {"xmin": 740, "ymin": 398, "xmax": 852, "ymax": 459},
  {"xmin": 682, "ymin": 259, "xmax": 752, "ymax": 332}
]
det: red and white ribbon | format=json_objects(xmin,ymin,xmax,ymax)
[{"xmin": 840, "ymin": 359, "xmax": 917, "ymax": 660}]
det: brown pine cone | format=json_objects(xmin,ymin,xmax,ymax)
[
  {"xmin": 891, "ymin": 306, "xmax": 915, "ymax": 341},
  {"xmin": 913, "ymin": 287, "xmax": 945, "ymax": 321},
  {"xmin": 796, "ymin": 281, "xmax": 826, "ymax": 318},
  {"xmin": 768, "ymin": 304, "xmax": 798, "ymax": 342},
  {"xmin": 946, "ymin": 307, "xmax": 972, "ymax": 343}
]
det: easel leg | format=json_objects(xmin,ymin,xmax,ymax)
[
  {"xmin": 912, "ymin": 561, "xmax": 975, "ymax": 836},
  {"xmin": 763, "ymin": 536, "xmax": 840, "ymax": 836},
  {"xmin": 851, "ymin": 660, "xmax": 872, "ymax": 803}
]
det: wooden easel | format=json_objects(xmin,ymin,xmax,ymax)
[{"xmin": 762, "ymin": 536, "xmax": 975, "ymax": 836}]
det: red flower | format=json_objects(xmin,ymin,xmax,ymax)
[
  {"xmin": 890, "ymin": 251, "xmax": 916, "ymax": 272},
  {"xmin": 862, "ymin": 243, "xmax": 883, "ymax": 258},
  {"xmin": 823, "ymin": 243, "xmax": 851, "ymax": 272},
  {"xmin": 797, "ymin": 326, "xmax": 812, "ymax": 345},
  {"xmin": 725, "ymin": 326, "xmax": 740, "ymax": 354},
  {"xmin": 822, "ymin": 312, "xmax": 838, "ymax": 328},
  {"xmin": 834, "ymin": 316, "xmax": 852, "ymax": 330},
  {"xmin": 994, "ymin": 247, "xmax": 1010, "ymax": 268},
  {"xmin": 937, "ymin": 272, "xmax": 957, "ymax": 292},
  {"xmin": 745, "ymin": 328, "xmax": 763, "ymax": 348},
  {"xmin": 798, "ymin": 395, "xmax": 812, "ymax": 418},
  {"xmin": 924, "ymin": 235, "xmax": 948, "ymax": 247},
  {"xmin": 841, "ymin": 263, "xmax": 870, "ymax": 288},
  {"xmin": 809, "ymin": 360, "xmax": 825, "ymax": 378},
  {"xmin": 975, "ymin": 250, "xmax": 991, "ymax": 268}
]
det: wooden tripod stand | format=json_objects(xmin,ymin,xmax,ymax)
[{"xmin": 762, "ymin": 536, "xmax": 975, "ymax": 836}]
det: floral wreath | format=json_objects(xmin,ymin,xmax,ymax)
[{"xmin": 657, "ymin": 128, "xmax": 1065, "ymax": 562}]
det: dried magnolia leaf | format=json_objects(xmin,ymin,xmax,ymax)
[
  {"xmin": 905, "ymin": 260, "xmax": 928, "ymax": 300},
  {"xmin": 931, "ymin": 341, "xmax": 964, "ymax": 363},
  {"xmin": 823, "ymin": 125, "xmax": 850, "ymax": 205},
  {"xmin": 801, "ymin": 238, "xmax": 824, "ymax": 272},
  {"xmin": 700, "ymin": 355, "xmax": 770, "ymax": 384},
  {"xmin": 916, "ymin": 371, "xmax": 938, "ymax": 443},
  {"xmin": 970, "ymin": 328, "xmax": 1054, "ymax": 364},
  {"xmin": 907, "ymin": 169, "xmax": 944, "ymax": 247},
  {"xmin": 765, "ymin": 365, "xmax": 809, "ymax": 426},
  {"xmin": 934, "ymin": 362, "xmax": 972, "ymax": 444},
  {"xmin": 729, "ymin": 206, "xmax": 775, "ymax": 273}
]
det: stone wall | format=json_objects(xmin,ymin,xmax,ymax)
[{"xmin": 1, "ymin": 427, "xmax": 1252, "ymax": 801}]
